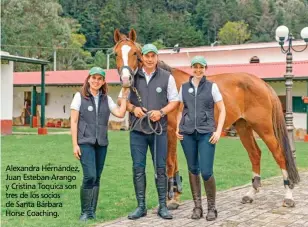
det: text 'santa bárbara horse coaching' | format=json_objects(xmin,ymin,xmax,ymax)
[{"xmin": 113, "ymin": 29, "xmax": 300, "ymax": 208}]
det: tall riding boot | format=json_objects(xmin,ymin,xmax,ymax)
[
  {"xmin": 189, "ymin": 172, "xmax": 203, "ymax": 219},
  {"xmin": 203, "ymin": 176, "xmax": 217, "ymax": 221},
  {"xmin": 156, "ymin": 168, "xmax": 173, "ymax": 219},
  {"xmin": 128, "ymin": 167, "xmax": 147, "ymax": 220},
  {"xmin": 79, "ymin": 188, "xmax": 94, "ymax": 221},
  {"xmin": 90, "ymin": 186, "xmax": 99, "ymax": 219}
]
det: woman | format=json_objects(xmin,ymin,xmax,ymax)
[
  {"xmin": 176, "ymin": 56, "xmax": 226, "ymax": 221},
  {"xmin": 70, "ymin": 66, "xmax": 129, "ymax": 221}
]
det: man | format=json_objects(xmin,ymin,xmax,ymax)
[{"xmin": 125, "ymin": 44, "xmax": 179, "ymax": 220}]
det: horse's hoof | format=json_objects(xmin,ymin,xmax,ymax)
[
  {"xmin": 167, "ymin": 201, "xmax": 180, "ymax": 210},
  {"xmin": 241, "ymin": 196, "xmax": 253, "ymax": 204},
  {"xmin": 283, "ymin": 199, "xmax": 295, "ymax": 207}
]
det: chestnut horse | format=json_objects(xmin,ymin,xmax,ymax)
[{"xmin": 113, "ymin": 29, "xmax": 300, "ymax": 208}]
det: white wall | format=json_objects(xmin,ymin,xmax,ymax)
[
  {"xmin": 158, "ymin": 46, "xmax": 308, "ymax": 67},
  {"xmin": 268, "ymin": 81, "xmax": 307, "ymax": 96},
  {"xmin": 1, "ymin": 60, "xmax": 14, "ymax": 120},
  {"xmin": 13, "ymin": 85, "xmax": 124, "ymax": 121}
]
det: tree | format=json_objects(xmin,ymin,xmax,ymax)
[
  {"xmin": 99, "ymin": 0, "xmax": 128, "ymax": 47},
  {"xmin": 192, "ymin": 0, "xmax": 227, "ymax": 44},
  {"xmin": 1, "ymin": 0, "xmax": 70, "ymax": 71},
  {"xmin": 57, "ymin": 33, "xmax": 91, "ymax": 70},
  {"xmin": 218, "ymin": 21, "xmax": 251, "ymax": 45},
  {"xmin": 254, "ymin": 0, "xmax": 278, "ymax": 42},
  {"xmin": 92, "ymin": 51, "xmax": 116, "ymax": 69}
]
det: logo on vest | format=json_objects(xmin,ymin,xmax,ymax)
[
  {"xmin": 156, "ymin": 87, "xmax": 162, "ymax": 93},
  {"xmin": 188, "ymin": 88, "xmax": 194, "ymax": 93},
  {"xmin": 88, "ymin": 106, "xmax": 94, "ymax": 111}
]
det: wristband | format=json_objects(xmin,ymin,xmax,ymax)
[{"xmin": 159, "ymin": 110, "xmax": 166, "ymax": 117}]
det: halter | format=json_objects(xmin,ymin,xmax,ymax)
[{"xmin": 114, "ymin": 38, "xmax": 142, "ymax": 78}]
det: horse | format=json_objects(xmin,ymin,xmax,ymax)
[{"xmin": 113, "ymin": 28, "xmax": 300, "ymax": 208}]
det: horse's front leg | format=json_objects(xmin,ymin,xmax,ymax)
[{"xmin": 166, "ymin": 111, "xmax": 182, "ymax": 210}]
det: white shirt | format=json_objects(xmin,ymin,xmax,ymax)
[
  {"xmin": 118, "ymin": 68, "xmax": 179, "ymax": 102},
  {"xmin": 179, "ymin": 82, "xmax": 223, "ymax": 103},
  {"xmin": 70, "ymin": 92, "xmax": 117, "ymax": 113}
]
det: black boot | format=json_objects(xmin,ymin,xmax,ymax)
[
  {"xmin": 90, "ymin": 186, "xmax": 99, "ymax": 219},
  {"xmin": 203, "ymin": 176, "xmax": 217, "ymax": 221},
  {"xmin": 79, "ymin": 188, "xmax": 94, "ymax": 221},
  {"xmin": 189, "ymin": 172, "xmax": 203, "ymax": 219},
  {"xmin": 128, "ymin": 167, "xmax": 147, "ymax": 220},
  {"xmin": 156, "ymin": 168, "xmax": 173, "ymax": 219}
]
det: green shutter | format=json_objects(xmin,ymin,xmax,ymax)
[{"xmin": 293, "ymin": 96, "xmax": 307, "ymax": 113}]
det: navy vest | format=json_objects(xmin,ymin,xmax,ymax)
[
  {"xmin": 179, "ymin": 76, "xmax": 216, "ymax": 134},
  {"xmin": 77, "ymin": 92, "xmax": 110, "ymax": 146},
  {"xmin": 129, "ymin": 68, "xmax": 170, "ymax": 132}
]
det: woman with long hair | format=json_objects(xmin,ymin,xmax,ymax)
[{"xmin": 70, "ymin": 67, "xmax": 129, "ymax": 221}]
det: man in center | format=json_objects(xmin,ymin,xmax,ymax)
[{"xmin": 126, "ymin": 44, "xmax": 179, "ymax": 220}]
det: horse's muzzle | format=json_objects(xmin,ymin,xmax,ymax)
[{"xmin": 121, "ymin": 78, "xmax": 132, "ymax": 88}]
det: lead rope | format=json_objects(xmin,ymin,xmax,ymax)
[{"xmin": 129, "ymin": 86, "xmax": 162, "ymax": 179}]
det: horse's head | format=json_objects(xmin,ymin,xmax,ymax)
[{"xmin": 113, "ymin": 29, "xmax": 142, "ymax": 88}]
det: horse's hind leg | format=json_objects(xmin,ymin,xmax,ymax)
[
  {"xmin": 235, "ymin": 119, "xmax": 262, "ymax": 204},
  {"xmin": 252, "ymin": 122, "xmax": 295, "ymax": 207}
]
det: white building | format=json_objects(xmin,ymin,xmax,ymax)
[{"xmin": 1, "ymin": 51, "xmax": 49, "ymax": 135}]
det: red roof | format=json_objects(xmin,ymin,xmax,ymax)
[
  {"xmin": 178, "ymin": 61, "xmax": 308, "ymax": 79},
  {"xmin": 13, "ymin": 61, "xmax": 308, "ymax": 86},
  {"xmin": 14, "ymin": 69, "xmax": 120, "ymax": 86}
]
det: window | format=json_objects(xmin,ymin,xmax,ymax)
[
  {"xmin": 278, "ymin": 95, "xmax": 307, "ymax": 113},
  {"xmin": 293, "ymin": 96, "xmax": 307, "ymax": 113},
  {"xmin": 250, "ymin": 56, "xmax": 260, "ymax": 63}
]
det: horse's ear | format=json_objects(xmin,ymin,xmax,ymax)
[
  {"xmin": 114, "ymin": 29, "xmax": 121, "ymax": 43},
  {"xmin": 128, "ymin": 29, "xmax": 137, "ymax": 42}
]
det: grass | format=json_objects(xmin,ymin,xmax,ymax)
[
  {"xmin": 12, "ymin": 126, "xmax": 70, "ymax": 133},
  {"xmin": 1, "ymin": 132, "xmax": 308, "ymax": 227}
]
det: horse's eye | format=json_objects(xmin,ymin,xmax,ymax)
[
  {"xmin": 133, "ymin": 52, "xmax": 137, "ymax": 55},
  {"xmin": 114, "ymin": 53, "xmax": 118, "ymax": 57}
]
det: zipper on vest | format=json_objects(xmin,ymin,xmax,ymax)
[
  {"xmin": 194, "ymin": 93, "xmax": 197, "ymax": 130},
  {"xmin": 96, "ymin": 96, "xmax": 102, "ymax": 140},
  {"xmin": 91, "ymin": 96, "xmax": 98, "ymax": 140}
]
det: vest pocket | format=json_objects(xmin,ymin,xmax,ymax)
[
  {"xmin": 199, "ymin": 112, "xmax": 208, "ymax": 126},
  {"xmin": 181, "ymin": 112, "xmax": 188, "ymax": 125},
  {"xmin": 98, "ymin": 125, "xmax": 108, "ymax": 144}
]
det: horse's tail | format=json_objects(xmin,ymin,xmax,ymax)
[{"xmin": 268, "ymin": 84, "xmax": 300, "ymax": 184}]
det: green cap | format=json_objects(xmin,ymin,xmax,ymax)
[
  {"xmin": 191, "ymin": 56, "xmax": 207, "ymax": 67},
  {"xmin": 142, "ymin": 44, "xmax": 158, "ymax": 55},
  {"xmin": 89, "ymin": 67, "xmax": 106, "ymax": 77}
]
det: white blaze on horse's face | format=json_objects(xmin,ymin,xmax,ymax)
[{"xmin": 121, "ymin": 45, "xmax": 133, "ymax": 87}]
